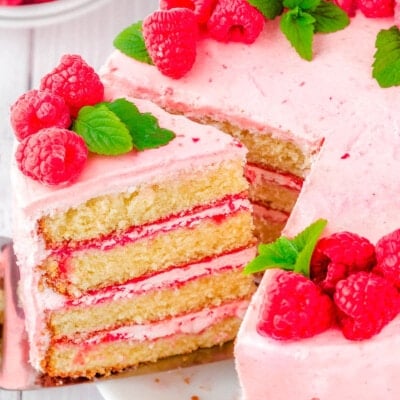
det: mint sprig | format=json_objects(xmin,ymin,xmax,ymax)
[
  {"xmin": 281, "ymin": 8, "xmax": 316, "ymax": 61},
  {"xmin": 113, "ymin": 21, "xmax": 153, "ymax": 65},
  {"xmin": 280, "ymin": 0, "xmax": 349, "ymax": 61},
  {"xmin": 247, "ymin": 0, "xmax": 284, "ymax": 19},
  {"xmin": 72, "ymin": 99, "xmax": 175, "ymax": 155},
  {"xmin": 244, "ymin": 218, "xmax": 327, "ymax": 277},
  {"xmin": 372, "ymin": 26, "xmax": 400, "ymax": 88},
  {"xmin": 103, "ymin": 98, "xmax": 175, "ymax": 151},
  {"xmin": 72, "ymin": 105, "xmax": 133, "ymax": 155}
]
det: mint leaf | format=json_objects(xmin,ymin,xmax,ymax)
[
  {"xmin": 102, "ymin": 98, "xmax": 175, "ymax": 151},
  {"xmin": 244, "ymin": 219, "xmax": 327, "ymax": 275},
  {"xmin": 247, "ymin": 0, "xmax": 283, "ymax": 19},
  {"xmin": 101, "ymin": 98, "xmax": 141, "ymax": 128},
  {"xmin": 73, "ymin": 105, "xmax": 133, "ymax": 155},
  {"xmin": 280, "ymin": 8, "xmax": 315, "ymax": 61},
  {"xmin": 128, "ymin": 113, "xmax": 175, "ymax": 151},
  {"xmin": 284, "ymin": 0, "xmax": 319, "ymax": 10},
  {"xmin": 292, "ymin": 218, "xmax": 327, "ymax": 276},
  {"xmin": 113, "ymin": 21, "xmax": 153, "ymax": 65},
  {"xmin": 373, "ymin": 26, "xmax": 400, "ymax": 88},
  {"xmin": 310, "ymin": 1, "xmax": 350, "ymax": 33}
]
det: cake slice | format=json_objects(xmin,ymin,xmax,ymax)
[{"xmin": 11, "ymin": 88, "xmax": 256, "ymax": 378}]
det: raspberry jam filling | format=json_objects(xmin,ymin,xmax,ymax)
[
  {"xmin": 245, "ymin": 162, "xmax": 304, "ymax": 192},
  {"xmin": 61, "ymin": 245, "xmax": 255, "ymax": 309},
  {"xmin": 49, "ymin": 192, "xmax": 250, "ymax": 256}
]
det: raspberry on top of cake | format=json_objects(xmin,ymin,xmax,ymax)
[{"xmin": 10, "ymin": 53, "xmax": 256, "ymax": 378}]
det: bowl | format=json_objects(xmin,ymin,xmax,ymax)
[{"xmin": 0, "ymin": 0, "xmax": 112, "ymax": 28}]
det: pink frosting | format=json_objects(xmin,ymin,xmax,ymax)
[{"xmin": 101, "ymin": 16, "xmax": 396, "ymax": 163}]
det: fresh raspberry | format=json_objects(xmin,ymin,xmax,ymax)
[
  {"xmin": 159, "ymin": 0, "xmax": 217, "ymax": 25},
  {"xmin": 0, "ymin": 0, "xmax": 23, "ymax": 4},
  {"xmin": 334, "ymin": 272, "xmax": 400, "ymax": 340},
  {"xmin": 373, "ymin": 228, "xmax": 400, "ymax": 289},
  {"xmin": 257, "ymin": 269, "xmax": 335, "ymax": 340},
  {"xmin": 333, "ymin": 0, "xmax": 357, "ymax": 16},
  {"xmin": 207, "ymin": 0, "xmax": 265, "ymax": 44},
  {"xmin": 15, "ymin": 128, "xmax": 88, "ymax": 186},
  {"xmin": 10, "ymin": 89, "xmax": 71, "ymax": 141},
  {"xmin": 143, "ymin": 9, "xmax": 198, "ymax": 79},
  {"xmin": 40, "ymin": 54, "xmax": 104, "ymax": 117},
  {"xmin": 310, "ymin": 231, "xmax": 376, "ymax": 294},
  {"xmin": 357, "ymin": 0, "xmax": 395, "ymax": 17}
]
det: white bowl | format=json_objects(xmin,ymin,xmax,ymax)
[{"xmin": 0, "ymin": 0, "xmax": 112, "ymax": 28}]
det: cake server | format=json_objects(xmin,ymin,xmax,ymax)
[{"xmin": 0, "ymin": 238, "xmax": 234, "ymax": 391}]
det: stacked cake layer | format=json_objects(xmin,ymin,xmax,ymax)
[{"xmin": 12, "ymin": 97, "xmax": 256, "ymax": 378}]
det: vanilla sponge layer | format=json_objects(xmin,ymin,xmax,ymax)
[
  {"xmin": 38, "ymin": 159, "xmax": 247, "ymax": 246},
  {"xmin": 253, "ymin": 210, "xmax": 288, "ymax": 244},
  {"xmin": 249, "ymin": 180, "xmax": 299, "ymax": 214},
  {"xmin": 198, "ymin": 119, "xmax": 311, "ymax": 178},
  {"xmin": 41, "ymin": 210, "xmax": 254, "ymax": 296},
  {"xmin": 49, "ymin": 268, "xmax": 255, "ymax": 338},
  {"xmin": 45, "ymin": 316, "xmax": 241, "ymax": 378}
]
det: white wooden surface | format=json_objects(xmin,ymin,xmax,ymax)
[{"xmin": 0, "ymin": 0, "xmax": 158, "ymax": 398}]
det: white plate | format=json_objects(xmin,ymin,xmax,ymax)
[
  {"xmin": 0, "ymin": 0, "xmax": 111, "ymax": 28},
  {"xmin": 96, "ymin": 359, "xmax": 242, "ymax": 400}
]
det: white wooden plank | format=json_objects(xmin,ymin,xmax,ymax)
[{"xmin": 0, "ymin": 28, "xmax": 31, "ymax": 237}]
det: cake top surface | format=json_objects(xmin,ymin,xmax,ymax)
[
  {"xmin": 11, "ymin": 97, "xmax": 245, "ymax": 217},
  {"xmin": 102, "ymin": 14, "xmax": 397, "ymax": 154},
  {"xmin": 284, "ymin": 107, "xmax": 400, "ymax": 243}
]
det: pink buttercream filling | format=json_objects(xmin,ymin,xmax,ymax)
[
  {"xmin": 47, "ymin": 194, "xmax": 251, "ymax": 278},
  {"xmin": 59, "ymin": 299, "xmax": 249, "ymax": 347},
  {"xmin": 251, "ymin": 203, "xmax": 288, "ymax": 224},
  {"xmin": 244, "ymin": 163, "xmax": 303, "ymax": 192},
  {"xmin": 62, "ymin": 246, "xmax": 256, "ymax": 309}
]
